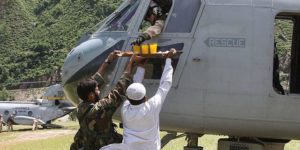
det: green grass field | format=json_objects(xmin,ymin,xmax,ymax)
[{"xmin": 0, "ymin": 120, "xmax": 299, "ymax": 150}]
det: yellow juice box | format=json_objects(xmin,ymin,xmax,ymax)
[
  {"xmin": 149, "ymin": 43, "xmax": 158, "ymax": 54},
  {"xmin": 141, "ymin": 44, "xmax": 149, "ymax": 54},
  {"xmin": 133, "ymin": 45, "xmax": 141, "ymax": 54}
]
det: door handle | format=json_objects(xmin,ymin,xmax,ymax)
[{"xmin": 192, "ymin": 57, "xmax": 201, "ymax": 62}]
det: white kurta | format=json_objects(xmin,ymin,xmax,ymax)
[
  {"xmin": 133, "ymin": 66, "xmax": 146, "ymax": 83},
  {"xmin": 122, "ymin": 58, "xmax": 173, "ymax": 150},
  {"xmin": 100, "ymin": 59, "xmax": 173, "ymax": 150}
]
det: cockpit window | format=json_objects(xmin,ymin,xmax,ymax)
[
  {"xmin": 165, "ymin": 0, "xmax": 201, "ymax": 33},
  {"xmin": 98, "ymin": 0, "xmax": 140, "ymax": 32}
]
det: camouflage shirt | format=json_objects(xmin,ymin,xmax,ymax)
[
  {"xmin": 145, "ymin": 20, "xmax": 165, "ymax": 38},
  {"xmin": 71, "ymin": 73, "xmax": 132, "ymax": 150}
]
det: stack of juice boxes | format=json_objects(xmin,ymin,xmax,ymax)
[{"xmin": 133, "ymin": 43, "xmax": 158, "ymax": 55}]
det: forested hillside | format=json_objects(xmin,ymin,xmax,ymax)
[{"xmin": 0, "ymin": 0, "xmax": 121, "ymax": 89}]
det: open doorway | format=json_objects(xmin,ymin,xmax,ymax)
[{"xmin": 273, "ymin": 13, "xmax": 300, "ymax": 94}]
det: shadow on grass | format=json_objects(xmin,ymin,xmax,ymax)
[
  {"xmin": 3, "ymin": 124, "xmax": 65, "ymax": 132},
  {"xmin": 4, "ymin": 127, "xmax": 47, "ymax": 132},
  {"xmin": 161, "ymin": 132, "xmax": 186, "ymax": 149},
  {"xmin": 13, "ymin": 128, "xmax": 34, "ymax": 132}
]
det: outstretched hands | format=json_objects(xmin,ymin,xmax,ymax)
[
  {"xmin": 106, "ymin": 50, "xmax": 148, "ymax": 65},
  {"xmin": 131, "ymin": 33, "xmax": 151, "ymax": 45},
  {"xmin": 166, "ymin": 48, "xmax": 177, "ymax": 58},
  {"xmin": 106, "ymin": 50, "xmax": 121, "ymax": 63}
]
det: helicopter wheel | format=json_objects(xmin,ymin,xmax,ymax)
[
  {"xmin": 184, "ymin": 133, "xmax": 203, "ymax": 150},
  {"xmin": 41, "ymin": 125, "xmax": 48, "ymax": 129}
]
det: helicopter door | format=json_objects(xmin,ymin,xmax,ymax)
[{"xmin": 123, "ymin": 0, "xmax": 203, "ymax": 90}]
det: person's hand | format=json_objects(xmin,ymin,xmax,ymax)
[
  {"xmin": 106, "ymin": 51, "xmax": 119, "ymax": 62},
  {"xmin": 131, "ymin": 33, "xmax": 151, "ymax": 45},
  {"xmin": 131, "ymin": 36, "xmax": 145, "ymax": 45},
  {"xmin": 129, "ymin": 54, "xmax": 137, "ymax": 63},
  {"xmin": 166, "ymin": 48, "xmax": 176, "ymax": 58},
  {"xmin": 113, "ymin": 50, "xmax": 122, "ymax": 56}
]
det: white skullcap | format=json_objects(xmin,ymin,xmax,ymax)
[{"xmin": 126, "ymin": 83, "xmax": 146, "ymax": 101}]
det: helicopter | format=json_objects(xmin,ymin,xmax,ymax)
[
  {"xmin": 62, "ymin": 0, "xmax": 300, "ymax": 149},
  {"xmin": 0, "ymin": 84, "xmax": 75, "ymax": 128}
]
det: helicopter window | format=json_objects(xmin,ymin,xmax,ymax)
[
  {"xmin": 143, "ymin": 43, "xmax": 184, "ymax": 79},
  {"xmin": 55, "ymin": 100, "xmax": 60, "ymax": 106},
  {"xmin": 138, "ymin": 0, "xmax": 173, "ymax": 32},
  {"xmin": 4, "ymin": 110, "xmax": 9, "ymax": 115},
  {"xmin": 100, "ymin": 0, "xmax": 140, "ymax": 32},
  {"xmin": 28, "ymin": 111, "xmax": 33, "ymax": 117},
  {"xmin": 274, "ymin": 13, "xmax": 300, "ymax": 94},
  {"xmin": 164, "ymin": 0, "xmax": 201, "ymax": 33},
  {"xmin": 66, "ymin": 40, "xmax": 125, "ymax": 84}
]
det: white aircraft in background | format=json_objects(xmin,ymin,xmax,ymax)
[{"xmin": 0, "ymin": 84, "xmax": 75, "ymax": 128}]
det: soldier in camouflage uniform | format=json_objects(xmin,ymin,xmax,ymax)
[
  {"xmin": 0, "ymin": 114, "xmax": 3, "ymax": 133},
  {"xmin": 131, "ymin": 0, "xmax": 172, "ymax": 79},
  {"xmin": 131, "ymin": 0, "xmax": 172, "ymax": 45},
  {"xmin": 70, "ymin": 52, "xmax": 137, "ymax": 150},
  {"xmin": 7, "ymin": 114, "xmax": 14, "ymax": 132}
]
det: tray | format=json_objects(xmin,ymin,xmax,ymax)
[{"xmin": 115, "ymin": 50, "xmax": 182, "ymax": 58}]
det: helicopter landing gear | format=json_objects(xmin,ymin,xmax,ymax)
[
  {"xmin": 184, "ymin": 133, "xmax": 203, "ymax": 150},
  {"xmin": 218, "ymin": 137, "xmax": 286, "ymax": 150}
]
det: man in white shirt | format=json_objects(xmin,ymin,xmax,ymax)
[{"xmin": 100, "ymin": 49, "xmax": 176, "ymax": 150}]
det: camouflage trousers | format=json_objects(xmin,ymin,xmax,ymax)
[{"xmin": 7, "ymin": 124, "xmax": 13, "ymax": 132}]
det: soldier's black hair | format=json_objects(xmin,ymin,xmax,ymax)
[{"xmin": 77, "ymin": 79, "xmax": 97, "ymax": 101}]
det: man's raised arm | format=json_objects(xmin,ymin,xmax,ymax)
[{"xmin": 154, "ymin": 49, "xmax": 176, "ymax": 106}]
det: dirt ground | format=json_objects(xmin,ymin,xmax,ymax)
[{"xmin": 0, "ymin": 129, "xmax": 75, "ymax": 147}]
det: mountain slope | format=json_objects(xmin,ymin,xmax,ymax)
[{"xmin": 0, "ymin": 0, "xmax": 121, "ymax": 88}]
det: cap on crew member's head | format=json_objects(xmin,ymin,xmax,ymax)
[{"xmin": 126, "ymin": 83, "xmax": 146, "ymax": 101}]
